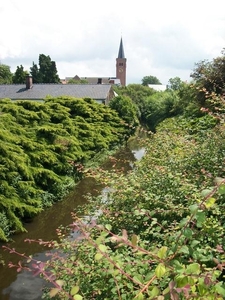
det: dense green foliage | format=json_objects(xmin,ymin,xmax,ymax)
[
  {"xmin": 30, "ymin": 54, "xmax": 60, "ymax": 83},
  {"xmin": 11, "ymin": 112, "xmax": 225, "ymax": 299},
  {"xmin": 12, "ymin": 65, "xmax": 29, "ymax": 84},
  {"xmin": 190, "ymin": 48, "xmax": 225, "ymax": 112},
  {"xmin": 114, "ymin": 84, "xmax": 183, "ymax": 131},
  {"xmin": 141, "ymin": 75, "xmax": 162, "ymax": 86},
  {"xmin": 0, "ymin": 97, "xmax": 133, "ymax": 241},
  {"xmin": 0, "ymin": 64, "xmax": 13, "ymax": 84},
  {"xmin": 4, "ymin": 50, "xmax": 225, "ymax": 299},
  {"xmin": 109, "ymin": 95, "xmax": 139, "ymax": 135}
]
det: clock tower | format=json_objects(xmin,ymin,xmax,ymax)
[{"xmin": 116, "ymin": 37, "xmax": 127, "ymax": 86}]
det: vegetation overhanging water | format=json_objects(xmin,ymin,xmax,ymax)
[{"xmin": 0, "ymin": 136, "xmax": 146, "ymax": 300}]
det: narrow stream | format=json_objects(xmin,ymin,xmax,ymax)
[{"xmin": 0, "ymin": 138, "xmax": 145, "ymax": 300}]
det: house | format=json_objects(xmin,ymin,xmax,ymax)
[
  {"xmin": 63, "ymin": 76, "xmax": 121, "ymax": 86},
  {"xmin": 0, "ymin": 76, "xmax": 115, "ymax": 104}
]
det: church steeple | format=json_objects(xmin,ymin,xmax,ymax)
[
  {"xmin": 116, "ymin": 37, "xmax": 127, "ymax": 86},
  {"xmin": 118, "ymin": 37, "xmax": 125, "ymax": 59}
]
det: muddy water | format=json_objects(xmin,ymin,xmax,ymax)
[{"xmin": 0, "ymin": 139, "xmax": 145, "ymax": 300}]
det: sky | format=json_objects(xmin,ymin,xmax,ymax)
[{"xmin": 1, "ymin": 0, "xmax": 225, "ymax": 85}]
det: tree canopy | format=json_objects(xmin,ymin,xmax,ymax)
[
  {"xmin": 190, "ymin": 49, "xmax": 225, "ymax": 110},
  {"xmin": 30, "ymin": 54, "xmax": 60, "ymax": 83},
  {"xmin": 0, "ymin": 64, "xmax": 13, "ymax": 84},
  {"xmin": 141, "ymin": 75, "xmax": 161, "ymax": 86},
  {"xmin": 0, "ymin": 97, "xmax": 133, "ymax": 241},
  {"xmin": 109, "ymin": 95, "xmax": 139, "ymax": 135},
  {"xmin": 167, "ymin": 76, "xmax": 183, "ymax": 91},
  {"xmin": 12, "ymin": 65, "xmax": 29, "ymax": 84}
]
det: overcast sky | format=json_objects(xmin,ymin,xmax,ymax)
[{"xmin": 1, "ymin": 0, "xmax": 225, "ymax": 85}]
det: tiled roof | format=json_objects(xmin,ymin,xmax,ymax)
[
  {"xmin": 0, "ymin": 84, "xmax": 113, "ymax": 101},
  {"xmin": 64, "ymin": 76, "xmax": 120, "ymax": 85}
]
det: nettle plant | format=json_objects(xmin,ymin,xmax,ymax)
[{"xmin": 3, "ymin": 116, "xmax": 225, "ymax": 299}]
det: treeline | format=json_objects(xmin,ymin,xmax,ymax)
[
  {"xmin": 114, "ymin": 48, "xmax": 225, "ymax": 131},
  {"xmin": 0, "ymin": 54, "xmax": 60, "ymax": 84},
  {"xmin": 0, "ymin": 96, "xmax": 135, "ymax": 241}
]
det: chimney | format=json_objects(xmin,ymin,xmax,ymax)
[
  {"xmin": 97, "ymin": 78, "xmax": 102, "ymax": 84},
  {"xmin": 26, "ymin": 75, "xmax": 33, "ymax": 89}
]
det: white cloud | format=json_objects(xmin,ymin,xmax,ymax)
[{"xmin": 1, "ymin": 0, "xmax": 225, "ymax": 85}]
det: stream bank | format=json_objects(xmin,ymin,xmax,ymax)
[{"xmin": 0, "ymin": 137, "xmax": 146, "ymax": 300}]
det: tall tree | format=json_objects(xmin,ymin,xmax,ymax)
[
  {"xmin": 39, "ymin": 54, "xmax": 60, "ymax": 83},
  {"xmin": 190, "ymin": 49, "xmax": 225, "ymax": 108},
  {"xmin": 141, "ymin": 75, "xmax": 161, "ymax": 86},
  {"xmin": 12, "ymin": 65, "xmax": 29, "ymax": 84},
  {"xmin": 167, "ymin": 77, "xmax": 183, "ymax": 91},
  {"xmin": 0, "ymin": 64, "xmax": 13, "ymax": 84},
  {"xmin": 30, "ymin": 62, "xmax": 41, "ymax": 83},
  {"xmin": 30, "ymin": 54, "xmax": 60, "ymax": 83}
]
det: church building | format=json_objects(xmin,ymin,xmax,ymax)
[
  {"xmin": 116, "ymin": 37, "xmax": 127, "ymax": 86},
  {"xmin": 63, "ymin": 38, "xmax": 127, "ymax": 86}
]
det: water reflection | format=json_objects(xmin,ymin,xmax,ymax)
[
  {"xmin": 3, "ymin": 272, "xmax": 44, "ymax": 300},
  {"xmin": 0, "ymin": 140, "xmax": 145, "ymax": 300}
]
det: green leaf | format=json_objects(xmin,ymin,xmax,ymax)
[
  {"xmin": 218, "ymin": 185, "xmax": 225, "ymax": 195},
  {"xmin": 197, "ymin": 283, "xmax": 207, "ymax": 296},
  {"xmin": 176, "ymin": 275, "xmax": 189, "ymax": 288},
  {"xmin": 201, "ymin": 188, "xmax": 213, "ymax": 197},
  {"xmin": 178, "ymin": 245, "xmax": 189, "ymax": 255},
  {"xmin": 95, "ymin": 253, "xmax": 103, "ymax": 260},
  {"xmin": 150, "ymin": 286, "xmax": 160, "ymax": 297},
  {"xmin": 157, "ymin": 246, "xmax": 168, "ymax": 259},
  {"xmin": 133, "ymin": 275, "xmax": 143, "ymax": 284},
  {"xmin": 105, "ymin": 224, "xmax": 112, "ymax": 231},
  {"xmin": 131, "ymin": 234, "xmax": 138, "ymax": 246},
  {"xmin": 155, "ymin": 263, "xmax": 166, "ymax": 278},
  {"xmin": 215, "ymin": 283, "xmax": 225, "ymax": 297},
  {"xmin": 134, "ymin": 292, "xmax": 144, "ymax": 300},
  {"xmin": 172, "ymin": 260, "xmax": 184, "ymax": 272},
  {"xmin": 98, "ymin": 244, "xmax": 107, "ymax": 252},
  {"xmin": 189, "ymin": 204, "xmax": 198, "ymax": 213},
  {"xmin": 186, "ymin": 263, "xmax": 200, "ymax": 274},
  {"xmin": 205, "ymin": 197, "xmax": 216, "ymax": 208},
  {"xmin": 73, "ymin": 295, "xmax": 83, "ymax": 300},
  {"xmin": 195, "ymin": 211, "xmax": 206, "ymax": 227},
  {"xmin": 70, "ymin": 286, "xmax": 80, "ymax": 296},
  {"xmin": 179, "ymin": 217, "xmax": 189, "ymax": 228},
  {"xmin": 183, "ymin": 228, "xmax": 193, "ymax": 238},
  {"xmin": 191, "ymin": 240, "xmax": 200, "ymax": 248}
]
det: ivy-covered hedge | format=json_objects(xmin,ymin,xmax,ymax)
[{"xmin": 0, "ymin": 97, "xmax": 133, "ymax": 241}]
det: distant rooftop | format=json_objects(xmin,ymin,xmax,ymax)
[{"xmin": 148, "ymin": 84, "xmax": 167, "ymax": 91}]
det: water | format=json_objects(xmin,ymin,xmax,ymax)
[{"xmin": 0, "ymin": 138, "xmax": 145, "ymax": 300}]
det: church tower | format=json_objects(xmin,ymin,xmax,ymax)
[{"xmin": 116, "ymin": 37, "xmax": 127, "ymax": 86}]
